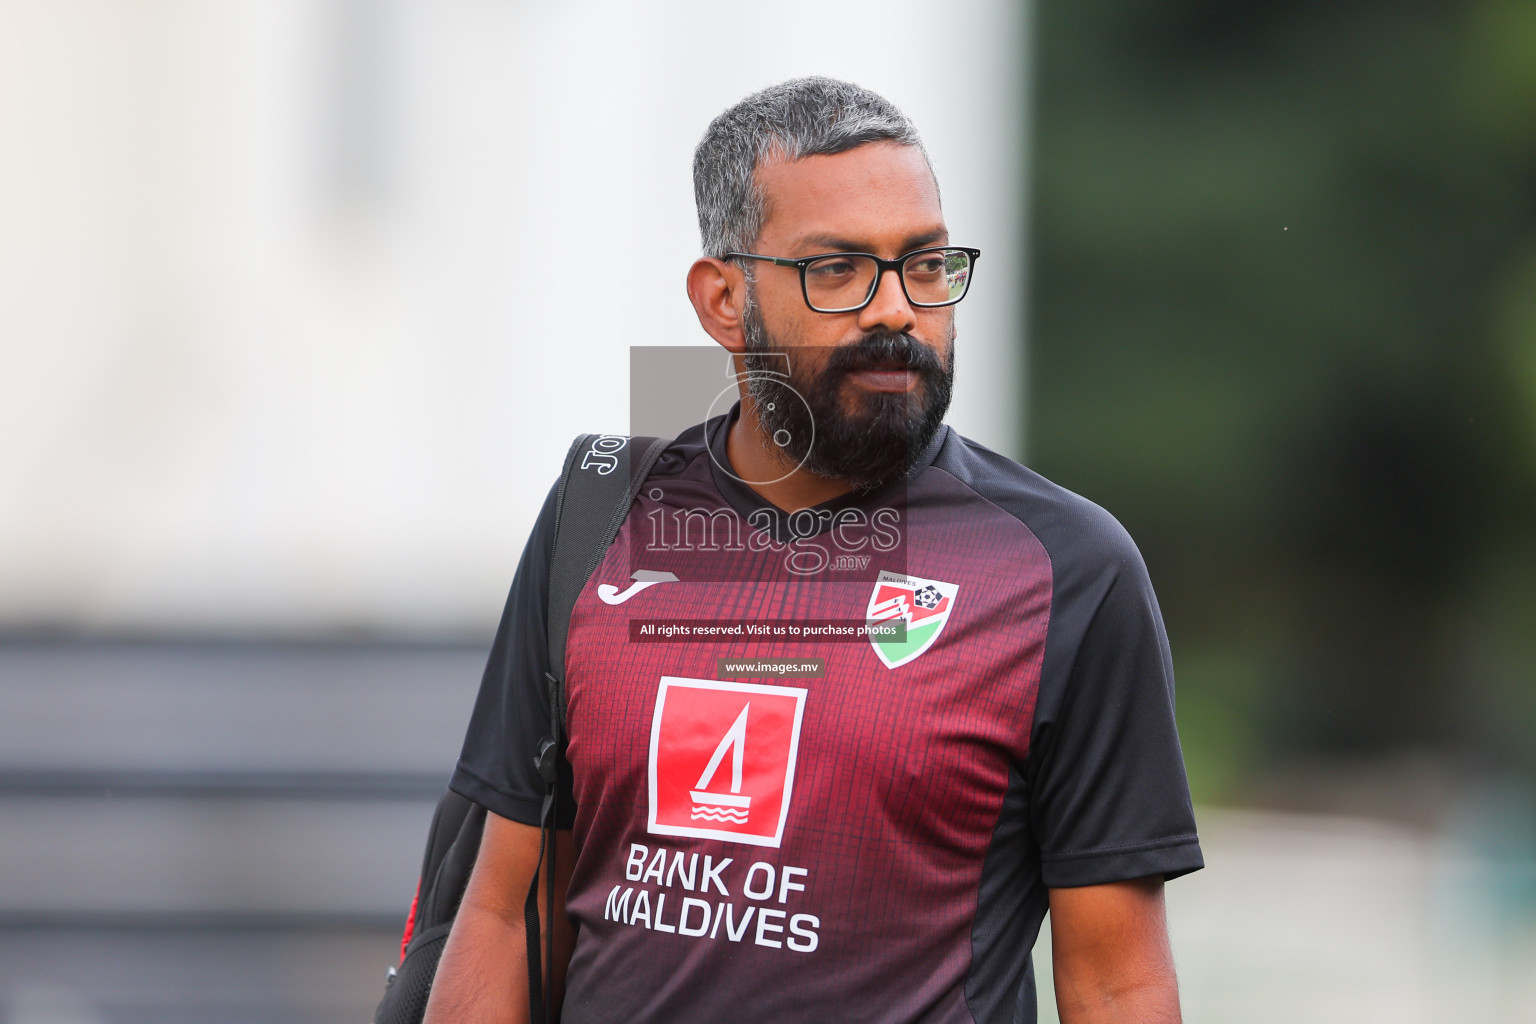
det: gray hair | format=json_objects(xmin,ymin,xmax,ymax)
[{"xmin": 693, "ymin": 77, "xmax": 931, "ymax": 259}]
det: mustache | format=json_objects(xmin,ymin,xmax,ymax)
[{"xmin": 823, "ymin": 332, "xmax": 947, "ymax": 378}]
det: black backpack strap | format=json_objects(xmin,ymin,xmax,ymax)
[
  {"xmin": 545, "ymin": 433, "xmax": 669, "ymax": 672},
  {"xmin": 524, "ymin": 432, "xmax": 668, "ymax": 1024},
  {"xmin": 374, "ymin": 434, "xmax": 669, "ymax": 1024}
]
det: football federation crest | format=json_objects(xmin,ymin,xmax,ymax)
[
  {"xmin": 648, "ymin": 677, "xmax": 807, "ymax": 848},
  {"xmin": 866, "ymin": 570, "xmax": 959, "ymax": 669}
]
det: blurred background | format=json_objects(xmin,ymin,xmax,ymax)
[{"xmin": 1, "ymin": 0, "xmax": 1533, "ymax": 1021}]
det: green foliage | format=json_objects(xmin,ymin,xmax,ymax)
[{"xmin": 1030, "ymin": 0, "xmax": 1536, "ymax": 789}]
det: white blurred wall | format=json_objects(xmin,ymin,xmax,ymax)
[
  {"xmin": 0, "ymin": 0, "xmax": 1030, "ymax": 634},
  {"xmin": 1036, "ymin": 808, "xmax": 1536, "ymax": 1024}
]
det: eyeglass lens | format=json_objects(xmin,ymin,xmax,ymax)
[{"xmin": 803, "ymin": 249, "xmax": 973, "ymax": 311}]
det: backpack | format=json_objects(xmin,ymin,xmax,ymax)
[{"xmin": 373, "ymin": 433, "xmax": 669, "ymax": 1024}]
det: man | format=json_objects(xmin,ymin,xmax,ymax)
[{"xmin": 425, "ymin": 77, "xmax": 1201, "ymax": 1023}]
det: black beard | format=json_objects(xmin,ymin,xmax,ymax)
[{"xmin": 741, "ymin": 302, "xmax": 954, "ymax": 492}]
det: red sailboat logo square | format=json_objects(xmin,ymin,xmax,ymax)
[{"xmin": 647, "ymin": 677, "xmax": 807, "ymax": 848}]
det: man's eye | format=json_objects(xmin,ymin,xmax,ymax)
[
  {"xmin": 907, "ymin": 257, "xmax": 945, "ymax": 275},
  {"xmin": 808, "ymin": 260, "xmax": 857, "ymax": 278}
]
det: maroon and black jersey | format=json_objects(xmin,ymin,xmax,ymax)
[{"xmin": 452, "ymin": 410, "xmax": 1202, "ymax": 1024}]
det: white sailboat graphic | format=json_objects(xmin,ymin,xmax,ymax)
[{"xmin": 690, "ymin": 704, "xmax": 751, "ymax": 824}]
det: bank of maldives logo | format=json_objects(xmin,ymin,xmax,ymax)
[
  {"xmin": 647, "ymin": 677, "xmax": 807, "ymax": 848},
  {"xmin": 866, "ymin": 570, "xmax": 960, "ymax": 669}
]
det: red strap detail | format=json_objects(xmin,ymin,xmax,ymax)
[{"xmin": 399, "ymin": 881, "xmax": 421, "ymax": 964}]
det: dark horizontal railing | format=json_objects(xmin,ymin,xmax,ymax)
[{"xmin": 0, "ymin": 768, "xmax": 448, "ymax": 801}]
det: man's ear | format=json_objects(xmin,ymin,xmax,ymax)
[{"xmin": 687, "ymin": 257, "xmax": 749, "ymax": 354}]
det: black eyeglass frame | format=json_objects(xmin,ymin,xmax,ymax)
[{"xmin": 725, "ymin": 245, "xmax": 982, "ymax": 313}]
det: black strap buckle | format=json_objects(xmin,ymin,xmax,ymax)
[{"xmin": 534, "ymin": 736, "xmax": 558, "ymax": 785}]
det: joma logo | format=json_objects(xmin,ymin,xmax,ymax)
[{"xmin": 581, "ymin": 434, "xmax": 629, "ymax": 475}]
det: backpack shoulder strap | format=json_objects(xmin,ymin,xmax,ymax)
[
  {"xmin": 525, "ymin": 432, "xmax": 667, "ymax": 1024},
  {"xmin": 375, "ymin": 435, "xmax": 670, "ymax": 1024},
  {"xmin": 544, "ymin": 433, "xmax": 668, "ymax": 699}
]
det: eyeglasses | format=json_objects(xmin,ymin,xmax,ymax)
[{"xmin": 726, "ymin": 245, "xmax": 981, "ymax": 313}]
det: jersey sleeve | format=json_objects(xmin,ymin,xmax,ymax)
[
  {"xmin": 449, "ymin": 478, "xmax": 577, "ymax": 828},
  {"xmin": 1026, "ymin": 520, "xmax": 1203, "ymax": 888}
]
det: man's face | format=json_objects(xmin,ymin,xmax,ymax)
[{"xmin": 740, "ymin": 142, "xmax": 956, "ymax": 491}]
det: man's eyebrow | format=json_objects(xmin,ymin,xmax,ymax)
[
  {"xmin": 790, "ymin": 234, "xmax": 867, "ymax": 253},
  {"xmin": 790, "ymin": 228, "xmax": 950, "ymax": 255},
  {"xmin": 901, "ymin": 228, "xmax": 950, "ymax": 251}
]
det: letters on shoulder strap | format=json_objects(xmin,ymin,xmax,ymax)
[
  {"xmin": 544, "ymin": 433, "xmax": 668, "ymax": 698},
  {"xmin": 526, "ymin": 432, "xmax": 667, "ymax": 1024},
  {"xmin": 372, "ymin": 432, "xmax": 668, "ymax": 1024}
]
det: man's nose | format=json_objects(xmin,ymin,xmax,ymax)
[{"xmin": 857, "ymin": 266, "xmax": 917, "ymax": 335}]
